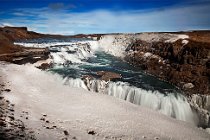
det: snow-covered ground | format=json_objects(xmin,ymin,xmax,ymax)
[
  {"xmin": 97, "ymin": 33, "xmax": 189, "ymax": 58},
  {"xmin": 1, "ymin": 63, "xmax": 210, "ymax": 140}
]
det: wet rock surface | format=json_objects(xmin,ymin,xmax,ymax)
[{"xmin": 81, "ymin": 71, "xmax": 121, "ymax": 92}]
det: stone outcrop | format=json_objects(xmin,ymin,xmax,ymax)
[
  {"xmin": 36, "ymin": 62, "xmax": 53, "ymax": 70},
  {"xmin": 81, "ymin": 71, "xmax": 121, "ymax": 92},
  {"xmin": 0, "ymin": 48, "xmax": 50, "ymax": 64},
  {"xmin": 96, "ymin": 71, "xmax": 122, "ymax": 81}
]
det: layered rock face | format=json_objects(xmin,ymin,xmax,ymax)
[
  {"xmin": 126, "ymin": 38, "xmax": 210, "ymax": 95},
  {"xmin": 0, "ymin": 26, "xmax": 43, "ymax": 53},
  {"xmin": 97, "ymin": 32, "xmax": 210, "ymax": 96},
  {"xmin": 0, "ymin": 27, "xmax": 49, "ymax": 64}
]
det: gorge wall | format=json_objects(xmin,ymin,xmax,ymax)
[
  {"xmin": 98, "ymin": 32, "xmax": 210, "ymax": 96},
  {"xmin": 98, "ymin": 33, "xmax": 210, "ymax": 127},
  {"xmin": 126, "ymin": 34, "xmax": 210, "ymax": 96}
]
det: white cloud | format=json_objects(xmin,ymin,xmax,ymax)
[
  {"xmin": 0, "ymin": 3, "xmax": 210, "ymax": 35},
  {"xmin": 0, "ymin": 22, "xmax": 14, "ymax": 27}
]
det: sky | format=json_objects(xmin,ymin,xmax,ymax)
[{"xmin": 0, "ymin": 0, "xmax": 210, "ymax": 35}]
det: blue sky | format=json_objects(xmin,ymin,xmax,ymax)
[{"xmin": 0, "ymin": 0, "xmax": 210, "ymax": 35}]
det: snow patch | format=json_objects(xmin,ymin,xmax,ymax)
[
  {"xmin": 96, "ymin": 33, "xmax": 189, "ymax": 58},
  {"xmin": 165, "ymin": 34, "xmax": 189, "ymax": 43},
  {"xmin": 144, "ymin": 52, "xmax": 153, "ymax": 58},
  {"xmin": 98, "ymin": 35, "xmax": 134, "ymax": 57},
  {"xmin": 182, "ymin": 39, "xmax": 189, "ymax": 45}
]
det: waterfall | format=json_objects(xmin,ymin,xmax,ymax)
[
  {"xmin": 63, "ymin": 78, "xmax": 198, "ymax": 125},
  {"xmin": 15, "ymin": 40, "xmax": 99, "ymax": 65},
  {"xmin": 107, "ymin": 82, "xmax": 197, "ymax": 124},
  {"xmin": 15, "ymin": 38, "xmax": 199, "ymax": 126}
]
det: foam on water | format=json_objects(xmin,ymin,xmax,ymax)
[
  {"xmin": 15, "ymin": 40, "xmax": 100, "ymax": 64},
  {"xmin": 14, "ymin": 42, "xmax": 76, "ymax": 48}
]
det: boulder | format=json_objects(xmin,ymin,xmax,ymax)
[
  {"xmin": 96, "ymin": 71, "xmax": 122, "ymax": 81},
  {"xmin": 37, "ymin": 63, "xmax": 53, "ymax": 70},
  {"xmin": 183, "ymin": 83, "xmax": 194, "ymax": 89}
]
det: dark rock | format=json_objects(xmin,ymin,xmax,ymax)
[
  {"xmin": 87, "ymin": 130, "xmax": 96, "ymax": 135},
  {"xmin": 63, "ymin": 130, "xmax": 69, "ymax": 136},
  {"xmin": 4, "ymin": 129, "xmax": 11, "ymax": 132},
  {"xmin": 4, "ymin": 89, "xmax": 11, "ymax": 92},
  {"xmin": 18, "ymin": 126, "xmax": 25, "ymax": 129},
  {"xmin": 8, "ymin": 116, "xmax": 14, "ymax": 120},
  {"xmin": 46, "ymin": 127, "xmax": 50, "ymax": 129},
  {"xmin": 37, "ymin": 63, "xmax": 53, "ymax": 70},
  {"xmin": 19, "ymin": 134, "xmax": 24, "ymax": 137},
  {"xmin": 0, "ymin": 121, "xmax": 6, "ymax": 126},
  {"xmin": 40, "ymin": 117, "xmax": 45, "ymax": 121},
  {"xmin": 96, "ymin": 71, "xmax": 122, "ymax": 81}
]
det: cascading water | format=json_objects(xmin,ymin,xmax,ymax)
[
  {"xmin": 63, "ymin": 77, "xmax": 197, "ymax": 125},
  {"xmin": 15, "ymin": 37, "xmax": 199, "ymax": 126}
]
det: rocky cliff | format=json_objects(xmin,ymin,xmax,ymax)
[
  {"xmin": 125, "ymin": 33, "xmax": 210, "ymax": 96},
  {"xmin": 98, "ymin": 32, "xmax": 210, "ymax": 95},
  {"xmin": 0, "ymin": 26, "xmax": 51, "ymax": 64}
]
